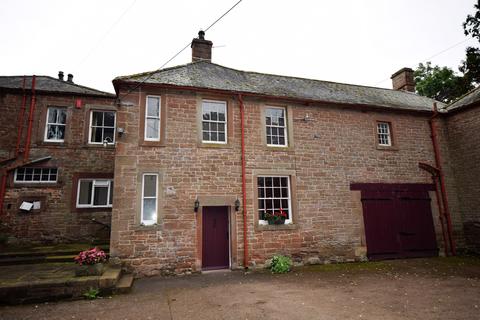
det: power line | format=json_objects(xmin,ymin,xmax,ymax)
[
  {"xmin": 373, "ymin": 36, "xmax": 475, "ymax": 86},
  {"xmin": 77, "ymin": 0, "xmax": 138, "ymax": 68},
  {"xmin": 118, "ymin": 0, "xmax": 243, "ymax": 102}
]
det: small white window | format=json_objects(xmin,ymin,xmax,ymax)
[
  {"xmin": 141, "ymin": 173, "xmax": 158, "ymax": 225},
  {"xmin": 77, "ymin": 179, "xmax": 113, "ymax": 208},
  {"xmin": 265, "ymin": 107, "xmax": 288, "ymax": 146},
  {"xmin": 258, "ymin": 176, "xmax": 292, "ymax": 225},
  {"xmin": 15, "ymin": 167, "xmax": 58, "ymax": 183},
  {"xmin": 145, "ymin": 96, "xmax": 161, "ymax": 141},
  {"xmin": 377, "ymin": 122, "xmax": 392, "ymax": 146},
  {"xmin": 44, "ymin": 107, "xmax": 66, "ymax": 142},
  {"xmin": 202, "ymin": 100, "xmax": 227, "ymax": 144},
  {"xmin": 89, "ymin": 111, "xmax": 116, "ymax": 145}
]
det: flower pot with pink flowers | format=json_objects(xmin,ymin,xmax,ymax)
[
  {"xmin": 264, "ymin": 209, "xmax": 288, "ymax": 225},
  {"xmin": 74, "ymin": 247, "xmax": 107, "ymax": 277}
]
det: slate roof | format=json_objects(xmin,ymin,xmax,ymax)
[
  {"xmin": 446, "ymin": 86, "xmax": 480, "ymax": 112},
  {"xmin": 115, "ymin": 61, "xmax": 442, "ymax": 112},
  {"xmin": 0, "ymin": 76, "xmax": 115, "ymax": 98}
]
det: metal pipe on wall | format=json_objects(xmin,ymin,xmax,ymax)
[{"xmin": 238, "ymin": 94, "xmax": 249, "ymax": 269}]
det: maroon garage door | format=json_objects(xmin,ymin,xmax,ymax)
[
  {"xmin": 351, "ymin": 184, "xmax": 438, "ymax": 260},
  {"xmin": 202, "ymin": 206, "xmax": 230, "ymax": 270}
]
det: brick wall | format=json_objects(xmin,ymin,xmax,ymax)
[
  {"xmin": 111, "ymin": 86, "xmax": 459, "ymax": 276},
  {"xmin": 445, "ymin": 105, "xmax": 480, "ymax": 253},
  {"xmin": 0, "ymin": 91, "xmax": 116, "ymax": 244}
]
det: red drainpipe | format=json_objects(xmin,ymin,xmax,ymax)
[
  {"xmin": 239, "ymin": 94, "xmax": 249, "ymax": 269},
  {"xmin": 23, "ymin": 75, "xmax": 36, "ymax": 162},
  {"xmin": 433, "ymin": 175, "xmax": 450, "ymax": 256},
  {"xmin": 15, "ymin": 76, "xmax": 27, "ymax": 156},
  {"xmin": 430, "ymin": 103, "xmax": 456, "ymax": 255}
]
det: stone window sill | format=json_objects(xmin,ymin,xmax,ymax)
[
  {"xmin": 132, "ymin": 224, "xmax": 162, "ymax": 231},
  {"xmin": 257, "ymin": 223, "xmax": 298, "ymax": 231},
  {"xmin": 376, "ymin": 145, "xmax": 398, "ymax": 151}
]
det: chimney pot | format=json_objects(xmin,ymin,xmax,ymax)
[
  {"xmin": 391, "ymin": 67, "xmax": 415, "ymax": 92},
  {"xmin": 191, "ymin": 30, "xmax": 212, "ymax": 62},
  {"xmin": 58, "ymin": 71, "xmax": 64, "ymax": 81},
  {"xmin": 67, "ymin": 73, "xmax": 74, "ymax": 83}
]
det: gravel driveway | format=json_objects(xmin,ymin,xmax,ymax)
[{"xmin": 1, "ymin": 257, "xmax": 479, "ymax": 320}]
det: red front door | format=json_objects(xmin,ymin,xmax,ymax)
[{"xmin": 202, "ymin": 206, "xmax": 229, "ymax": 270}]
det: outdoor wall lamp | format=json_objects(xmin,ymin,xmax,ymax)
[
  {"xmin": 235, "ymin": 198, "xmax": 241, "ymax": 211},
  {"xmin": 194, "ymin": 198, "xmax": 200, "ymax": 212},
  {"xmin": 117, "ymin": 127, "xmax": 125, "ymax": 137}
]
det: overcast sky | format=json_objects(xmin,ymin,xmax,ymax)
[{"xmin": 1, "ymin": 0, "xmax": 478, "ymax": 93}]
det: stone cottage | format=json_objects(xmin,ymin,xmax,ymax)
[{"xmin": 109, "ymin": 32, "xmax": 478, "ymax": 276}]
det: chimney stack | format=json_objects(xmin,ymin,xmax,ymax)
[
  {"xmin": 191, "ymin": 30, "xmax": 212, "ymax": 62},
  {"xmin": 58, "ymin": 71, "xmax": 64, "ymax": 81},
  {"xmin": 391, "ymin": 67, "xmax": 415, "ymax": 92},
  {"xmin": 67, "ymin": 73, "xmax": 74, "ymax": 83}
]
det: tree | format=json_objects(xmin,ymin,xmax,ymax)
[
  {"xmin": 414, "ymin": 62, "xmax": 472, "ymax": 103},
  {"xmin": 414, "ymin": 1, "xmax": 479, "ymax": 103}
]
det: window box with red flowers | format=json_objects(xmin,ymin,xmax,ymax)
[
  {"xmin": 74, "ymin": 247, "xmax": 107, "ymax": 277},
  {"xmin": 264, "ymin": 209, "xmax": 288, "ymax": 225}
]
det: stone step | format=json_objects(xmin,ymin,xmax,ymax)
[
  {"xmin": 114, "ymin": 273, "xmax": 134, "ymax": 294},
  {"xmin": 0, "ymin": 244, "xmax": 110, "ymax": 259}
]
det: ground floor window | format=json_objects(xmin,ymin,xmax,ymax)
[
  {"xmin": 15, "ymin": 167, "xmax": 58, "ymax": 183},
  {"xmin": 77, "ymin": 179, "xmax": 113, "ymax": 208},
  {"xmin": 257, "ymin": 176, "xmax": 292, "ymax": 224},
  {"xmin": 141, "ymin": 173, "xmax": 158, "ymax": 225}
]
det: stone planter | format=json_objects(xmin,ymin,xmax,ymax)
[{"xmin": 75, "ymin": 263, "xmax": 105, "ymax": 277}]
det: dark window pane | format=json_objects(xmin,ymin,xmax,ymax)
[
  {"xmin": 58, "ymin": 109, "xmax": 67, "ymax": 124},
  {"xmin": 258, "ymin": 177, "xmax": 264, "ymax": 187},
  {"xmin": 202, "ymin": 122, "xmax": 209, "ymax": 131},
  {"xmin": 266, "ymin": 187, "xmax": 272, "ymax": 198},
  {"xmin": 281, "ymin": 187, "xmax": 289, "ymax": 197},
  {"xmin": 143, "ymin": 175, "xmax": 157, "ymax": 197},
  {"xmin": 211, "ymin": 112, "xmax": 218, "ymax": 121},
  {"xmin": 109, "ymin": 181, "xmax": 114, "ymax": 205},
  {"xmin": 78, "ymin": 181, "xmax": 92, "ymax": 205},
  {"xmin": 273, "ymin": 177, "xmax": 281, "ymax": 187},
  {"xmin": 50, "ymin": 173, "xmax": 57, "ymax": 181},
  {"xmin": 278, "ymin": 128, "xmax": 285, "ymax": 138},
  {"xmin": 281, "ymin": 177, "xmax": 288, "ymax": 187},
  {"xmin": 274, "ymin": 188, "xmax": 281, "ymax": 197},
  {"xmin": 218, "ymin": 133, "xmax": 225, "ymax": 142},
  {"xmin": 92, "ymin": 112, "xmax": 103, "ymax": 126},
  {"xmin": 258, "ymin": 199, "xmax": 264, "ymax": 210},
  {"xmin": 202, "ymin": 131, "xmax": 209, "ymax": 141},
  {"xmin": 93, "ymin": 186, "xmax": 108, "ymax": 206},
  {"xmin": 272, "ymin": 127, "xmax": 278, "ymax": 136},
  {"xmin": 266, "ymin": 136, "xmax": 271, "ymax": 144},
  {"xmin": 211, "ymin": 123, "xmax": 218, "ymax": 131},
  {"xmin": 272, "ymin": 136, "xmax": 278, "ymax": 145},
  {"xmin": 265, "ymin": 177, "xmax": 272, "ymax": 187},
  {"xmin": 211, "ymin": 132, "xmax": 218, "ymax": 141},
  {"xmin": 265, "ymin": 116, "xmax": 271, "ymax": 125},
  {"xmin": 48, "ymin": 108, "xmax": 57, "ymax": 123},
  {"xmin": 26, "ymin": 168, "xmax": 33, "ymax": 175},
  {"xmin": 91, "ymin": 127, "xmax": 102, "ymax": 143},
  {"xmin": 274, "ymin": 199, "xmax": 281, "ymax": 209},
  {"xmin": 203, "ymin": 112, "xmax": 210, "ymax": 120},
  {"xmin": 218, "ymin": 123, "xmax": 225, "ymax": 133},
  {"xmin": 281, "ymin": 199, "xmax": 289, "ymax": 209},
  {"xmin": 278, "ymin": 117, "xmax": 285, "ymax": 126},
  {"xmin": 259, "ymin": 187, "xmax": 265, "ymax": 198},
  {"xmin": 104, "ymin": 128, "xmax": 114, "ymax": 142},
  {"xmin": 218, "ymin": 112, "xmax": 225, "ymax": 122},
  {"xmin": 104, "ymin": 112, "xmax": 115, "ymax": 127},
  {"xmin": 279, "ymin": 137, "xmax": 285, "ymax": 145}
]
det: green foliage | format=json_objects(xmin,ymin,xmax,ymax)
[
  {"xmin": 414, "ymin": 62, "xmax": 472, "ymax": 103},
  {"xmin": 460, "ymin": 47, "xmax": 480, "ymax": 86},
  {"xmin": 270, "ymin": 255, "xmax": 292, "ymax": 274},
  {"xmin": 83, "ymin": 287, "xmax": 100, "ymax": 300},
  {"xmin": 463, "ymin": 0, "xmax": 480, "ymax": 42}
]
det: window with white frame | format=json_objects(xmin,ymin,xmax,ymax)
[
  {"xmin": 257, "ymin": 176, "xmax": 292, "ymax": 224},
  {"xmin": 15, "ymin": 167, "xmax": 58, "ymax": 183},
  {"xmin": 145, "ymin": 96, "xmax": 161, "ymax": 141},
  {"xmin": 377, "ymin": 122, "xmax": 392, "ymax": 146},
  {"xmin": 265, "ymin": 107, "xmax": 288, "ymax": 146},
  {"xmin": 76, "ymin": 179, "xmax": 113, "ymax": 208},
  {"xmin": 141, "ymin": 173, "xmax": 158, "ymax": 225},
  {"xmin": 44, "ymin": 107, "xmax": 67, "ymax": 142},
  {"xmin": 202, "ymin": 100, "xmax": 227, "ymax": 143},
  {"xmin": 89, "ymin": 111, "xmax": 116, "ymax": 144}
]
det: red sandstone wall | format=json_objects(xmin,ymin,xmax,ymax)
[
  {"xmin": 0, "ymin": 91, "xmax": 116, "ymax": 244},
  {"xmin": 111, "ymin": 87, "xmax": 459, "ymax": 276}
]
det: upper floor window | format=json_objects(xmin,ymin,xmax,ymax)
[
  {"xmin": 44, "ymin": 107, "xmax": 66, "ymax": 142},
  {"xmin": 145, "ymin": 96, "xmax": 161, "ymax": 141},
  {"xmin": 15, "ymin": 167, "xmax": 58, "ymax": 183},
  {"xmin": 77, "ymin": 179, "xmax": 113, "ymax": 208},
  {"xmin": 202, "ymin": 100, "xmax": 227, "ymax": 144},
  {"xmin": 377, "ymin": 122, "xmax": 392, "ymax": 146},
  {"xmin": 265, "ymin": 107, "xmax": 287, "ymax": 147},
  {"xmin": 89, "ymin": 111, "xmax": 116, "ymax": 145},
  {"xmin": 257, "ymin": 176, "xmax": 292, "ymax": 225}
]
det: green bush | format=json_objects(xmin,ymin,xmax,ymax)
[
  {"xmin": 270, "ymin": 255, "xmax": 292, "ymax": 274},
  {"xmin": 83, "ymin": 287, "xmax": 100, "ymax": 300}
]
